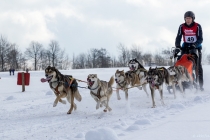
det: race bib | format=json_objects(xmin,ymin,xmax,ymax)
[{"xmin": 185, "ymin": 36, "xmax": 197, "ymax": 43}]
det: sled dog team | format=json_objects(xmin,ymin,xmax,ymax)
[{"xmin": 43, "ymin": 58, "xmax": 193, "ymax": 114}]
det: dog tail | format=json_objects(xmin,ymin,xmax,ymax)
[
  {"xmin": 163, "ymin": 67, "xmax": 170, "ymax": 85},
  {"xmin": 108, "ymin": 76, "xmax": 115, "ymax": 87},
  {"xmin": 74, "ymin": 90, "xmax": 82, "ymax": 102}
]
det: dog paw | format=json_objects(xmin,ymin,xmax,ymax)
[
  {"xmin": 96, "ymin": 105, "xmax": 99, "ymax": 110},
  {"xmin": 117, "ymin": 97, "xmax": 121, "ymax": 100},
  {"xmin": 108, "ymin": 107, "xmax": 112, "ymax": 112},
  {"xmin": 74, "ymin": 104, "xmax": 77, "ymax": 110},
  {"xmin": 61, "ymin": 100, "xmax": 66, "ymax": 104},
  {"xmin": 53, "ymin": 102, "xmax": 57, "ymax": 107},
  {"xmin": 103, "ymin": 109, "xmax": 107, "ymax": 112},
  {"xmin": 151, "ymin": 105, "xmax": 156, "ymax": 108},
  {"xmin": 67, "ymin": 111, "xmax": 71, "ymax": 114}
]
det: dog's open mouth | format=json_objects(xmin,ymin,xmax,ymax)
[
  {"xmin": 87, "ymin": 80, "xmax": 95, "ymax": 87},
  {"xmin": 87, "ymin": 78, "xmax": 94, "ymax": 87},
  {"xmin": 41, "ymin": 75, "xmax": 53, "ymax": 83},
  {"xmin": 46, "ymin": 75, "xmax": 53, "ymax": 82},
  {"xmin": 129, "ymin": 66, "xmax": 136, "ymax": 71}
]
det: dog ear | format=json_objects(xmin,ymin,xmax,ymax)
[{"xmin": 97, "ymin": 78, "xmax": 101, "ymax": 86}]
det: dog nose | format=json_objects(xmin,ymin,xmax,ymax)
[{"xmin": 45, "ymin": 74, "xmax": 48, "ymax": 77}]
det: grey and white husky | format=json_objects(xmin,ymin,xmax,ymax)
[
  {"xmin": 87, "ymin": 74, "xmax": 114, "ymax": 112},
  {"xmin": 114, "ymin": 69, "xmax": 148, "ymax": 101},
  {"xmin": 167, "ymin": 65, "xmax": 193, "ymax": 98},
  {"xmin": 127, "ymin": 58, "xmax": 149, "ymax": 95},
  {"xmin": 147, "ymin": 67, "xmax": 169, "ymax": 108}
]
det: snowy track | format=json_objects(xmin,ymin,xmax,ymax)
[{"xmin": 0, "ymin": 66, "xmax": 210, "ymax": 140}]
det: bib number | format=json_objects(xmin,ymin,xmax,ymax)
[{"xmin": 185, "ymin": 36, "xmax": 197, "ymax": 43}]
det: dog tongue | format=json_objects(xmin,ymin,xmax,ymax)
[{"xmin": 41, "ymin": 78, "xmax": 47, "ymax": 83}]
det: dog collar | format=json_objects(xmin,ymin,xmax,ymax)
[
  {"xmin": 88, "ymin": 84, "xmax": 100, "ymax": 90},
  {"xmin": 118, "ymin": 80, "xmax": 126, "ymax": 88}
]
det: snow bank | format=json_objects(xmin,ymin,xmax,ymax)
[
  {"xmin": 6, "ymin": 96, "xmax": 15, "ymax": 100},
  {"xmin": 75, "ymin": 133, "xmax": 84, "ymax": 138},
  {"xmin": 134, "ymin": 118, "xmax": 152, "ymax": 125},
  {"xmin": 193, "ymin": 96, "xmax": 203, "ymax": 103},
  {"xmin": 169, "ymin": 103, "xmax": 185, "ymax": 109},
  {"xmin": 45, "ymin": 90, "xmax": 53, "ymax": 95},
  {"xmin": 126, "ymin": 125, "xmax": 139, "ymax": 131},
  {"xmin": 85, "ymin": 127, "xmax": 119, "ymax": 140}
]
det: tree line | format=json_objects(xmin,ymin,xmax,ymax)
[
  {"xmin": 1, "ymin": 34, "xmax": 210, "ymax": 71},
  {"xmin": 0, "ymin": 35, "xmax": 70, "ymax": 71},
  {"xmin": 72, "ymin": 43, "xmax": 174, "ymax": 69}
]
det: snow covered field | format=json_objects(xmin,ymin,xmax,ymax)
[{"xmin": 1, "ymin": 66, "xmax": 210, "ymax": 140}]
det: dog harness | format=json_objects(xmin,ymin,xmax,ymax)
[
  {"xmin": 50, "ymin": 81, "xmax": 60, "ymax": 95},
  {"xmin": 90, "ymin": 87, "xmax": 102, "ymax": 99},
  {"xmin": 49, "ymin": 76, "xmax": 75, "ymax": 95}
]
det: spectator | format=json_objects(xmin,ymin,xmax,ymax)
[
  {"xmin": 26, "ymin": 68, "xmax": 29, "ymax": 73},
  {"xmin": 9, "ymin": 68, "xmax": 12, "ymax": 76},
  {"xmin": 12, "ymin": 69, "xmax": 15, "ymax": 75}
]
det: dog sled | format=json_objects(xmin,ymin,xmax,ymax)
[{"xmin": 167, "ymin": 47, "xmax": 199, "ymax": 93}]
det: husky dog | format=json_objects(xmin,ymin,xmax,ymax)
[
  {"xmin": 87, "ymin": 74, "xmax": 114, "ymax": 112},
  {"xmin": 44, "ymin": 66, "xmax": 82, "ymax": 114},
  {"xmin": 114, "ymin": 70, "xmax": 131, "ymax": 100},
  {"xmin": 127, "ymin": 58, "xmax": 149, "ymax": 96},
  {"xmin": 167, "ymin": 65, "xmax": 193, "ymax": 98},
  {"xmin": 147, "ymin": 67, "xmax": 169, "ymax": 108},
  {"xmin": 128, "ymin": 58, "xmax": 144, "ymax": 71},
  {"xmin": 167, "ymin": 66, "xmax": 184, "ymax": 98}
]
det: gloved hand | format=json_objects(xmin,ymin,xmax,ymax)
[{"xmin": 174, "ymin": 48, "xmax": 181, "ymax": 57}]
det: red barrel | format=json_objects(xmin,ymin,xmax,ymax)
[{"xmin": 17, "ymin": 72, "xmax": 30, "ymax": 86}]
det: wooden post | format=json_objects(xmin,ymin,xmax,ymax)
[{"xmin": 22, "ymin": 72, "xmax": 25, "ymax": 92}]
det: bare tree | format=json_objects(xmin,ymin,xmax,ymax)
[
  {"xmin": 89, "ymin": 48, "xmax": 98, "ymax": 68},
  {"xmin": 117, "ymin": 43, "xmax": 130, "ymax": 67},
  {"xmin": 62, "ymin": 55, "xmax": 71, "ymax": 70},
  {"xmin": 25, "ymin": 41, "xmax": 43, "ymax": 70},
  {"xmin": 48, "ymin": 40, "xmax": 63, "ymax": 67},
  {"xmin": 155, "ymin": 54, "xmax": 165, "ymax": 66},
  {"xmin": 0, "ymin": 36, "xmax": 10, "ymax": 71},
  {"xmin": 7, "ymin": 44, "xmax": 21, "ymax": 70},
  {"xmin": 130, "ymin": 44, "xmax": 142, "ymax": 63},
  {"xmin": 96, "ymin": 48, "xmax": 110, "ymax": 68},
  {"xmin": 74, "ymin": 53, "xmax": 86, "ymax": 69},
  {"xmin": 142, "ymin": 53, "xmax": 152, "ymax": 66}
]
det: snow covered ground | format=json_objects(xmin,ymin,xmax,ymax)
[{"xmin": 0, "ymin": 66, "xmax": 210, "ymax": 140}]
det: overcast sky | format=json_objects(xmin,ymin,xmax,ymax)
[{"xmin": 0, "ymin": 0, "xmax": 210, "ymax": 57}]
